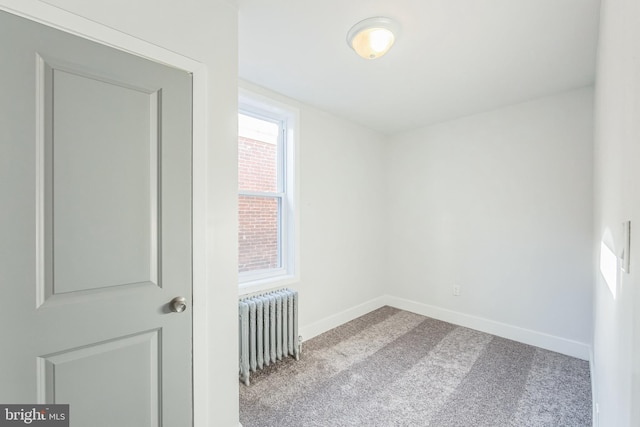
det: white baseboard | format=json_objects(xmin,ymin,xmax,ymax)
[
  {"xmin": 298, "ymin": 296, "xmax": 387, "ymax": 342},
  {"xmin": 297, "ymin": 294, "xmax": 591, "ymax": 361},
  {"xmin": 383, "ymin": 295, "xmax": 591, "ymax": 360}
]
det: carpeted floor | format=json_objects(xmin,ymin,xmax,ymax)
[{"xmin": 239, "ymin": 306, "xmax": 592, "ymax": 427}]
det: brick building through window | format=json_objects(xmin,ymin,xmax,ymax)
[{"xmin": 238, "ymin": 113, "xmax": 281, "ymax": 274}]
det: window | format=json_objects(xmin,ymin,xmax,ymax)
[{"xmin": 238, "ymin": 93, "xmax": 296, "ymax": 288}]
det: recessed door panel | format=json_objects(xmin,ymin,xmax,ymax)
[
  {"xmin": 38, "ymin": 331, "xmax": 160, "ymax": 427},
  {"xmin": 47, "ymin": 65, "xmax": 159, "ymax": 295}
]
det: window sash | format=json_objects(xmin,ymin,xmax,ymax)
[
  {"xmin": 239, "ymin": 110, "xmax": 285, "ymax": 194},
  {"xmin": 238, "ymin": 105, "xmax": 292, "ymax": 285}
]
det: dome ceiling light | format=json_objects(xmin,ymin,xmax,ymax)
[{"xmin": 346, "ymin": 17, "xmax": 398, "ymax": 60}]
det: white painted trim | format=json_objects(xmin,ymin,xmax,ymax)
[
  {"xmin": 298, "ymin": 296, "xmax": 387, "ymax": 341},
  {"xmin": 297, "ymin": 294, "xmax": 591, "ymax": 361},
  {"xmin": 0, "ymin": 3, "xmax": 211, "ymax": 426},
  {"xmin": 190, "ymin": 59, "xmax": 210, "ymax": 427},
  {"xmin": 384, "ymin": 295, "xmax": 591, "ymax": 360},
  {"xmin": 237, "ymin": 88, "xmax": 301, "ymax": 292},
  {"xmin": 0, "ymin": 1, "xmax": 199, "ymax": 71}
]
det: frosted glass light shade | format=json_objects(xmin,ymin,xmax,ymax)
[{"xmin": 347, "ymin": 17, "xmax": 398, "ymax": 60}]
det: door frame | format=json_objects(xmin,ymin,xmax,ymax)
[{"xmin": 0, "ymin": 2, "xmax": 211, "ymax": 426}]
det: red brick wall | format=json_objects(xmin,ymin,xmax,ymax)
[{"xmin": 238, "ymin": 136, "xmax": 279, "ymax": 272}]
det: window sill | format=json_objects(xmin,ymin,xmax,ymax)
[{"xmin": 238, "ymin": 273, "xmax": 297, "ymax": 296}]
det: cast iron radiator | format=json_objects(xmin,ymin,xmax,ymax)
[{"xmin": 239, "ymin": 288, "xmax": 300, "ymax": 385}]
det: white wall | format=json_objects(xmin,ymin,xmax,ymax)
[
  {"xmin": 592, "ymin": 0, "xmax": 640, "ymax": 425},
  {"xmin": 386, "ymin": 88, "xmax": 594, "ymax": 357},
  {"xmin": 298, "ymin": 95, "xmax": 388, "ymax": 334},
  {"xmin": 239, "ymin": 81, "xmax": 388, "ymax": 339},
  {"xmin": 0, "ymin": 1, "xmax": 240, "ymax": 425}
]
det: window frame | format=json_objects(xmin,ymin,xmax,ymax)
[{"xmin": 238, "ymin": 89, "xmax": 298, "ymax": 292}]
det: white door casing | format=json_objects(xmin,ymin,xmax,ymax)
[{"xmin": 0, "ymin": 9, "xmax": 193, "ymax": 427}]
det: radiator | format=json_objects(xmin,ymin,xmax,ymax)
[{"xmin": 239, "ymin": 288, "xmax": 300, "ymax": 385}]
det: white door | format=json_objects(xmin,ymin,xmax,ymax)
[{"xmin": 0, "ymin": 10, "xmax": 193, "ymax": 427}]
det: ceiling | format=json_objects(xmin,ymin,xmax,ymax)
[{"xmin": 238, "ymin": 0, "xmax": 601, "ymax": 135}]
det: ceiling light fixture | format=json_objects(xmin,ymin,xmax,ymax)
[{"xmin": 347, "ymin": 17, "xmax": 398, "ymax": 60}]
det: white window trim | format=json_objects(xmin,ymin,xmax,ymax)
[{"xmin": 238, "ymin": 88, "xmax": 299, "ymax": 294}]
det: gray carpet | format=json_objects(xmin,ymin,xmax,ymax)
[{"xmin": 239, "ymin": 306, "xmax": 592, "ymax": 427}]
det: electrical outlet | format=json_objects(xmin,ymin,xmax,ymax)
[{"xmin": 453, "ymin": 285, "xmax": 461, "ymax": 296}]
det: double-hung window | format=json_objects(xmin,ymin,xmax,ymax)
[{"xmin": 238, "ymin": 94, "xmax": 296, "ymax": 287}]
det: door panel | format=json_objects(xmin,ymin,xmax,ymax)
[
  {"xmin": 0, "ymin": 10, "xmax": 192, "ymax": 427},
  {"xmin": 48, "ymin": 62, "xmax": 160, "ymax": 294},
  {"xmin": 38, "ymin": 330, "xmax": 161, "ymax": 427}
]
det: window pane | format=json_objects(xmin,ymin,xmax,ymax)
[
  {"xmin": 238, "ymin": 195, "xmax": 280, "ymax": 273},
  {"xmin": 238, "ymin": 114, "xmax": 279, "ymax": 193}
]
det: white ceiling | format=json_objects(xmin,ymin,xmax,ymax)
[{"xmin": 239, "ymin": 0, "xmax": 601, "ymax": 135}]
